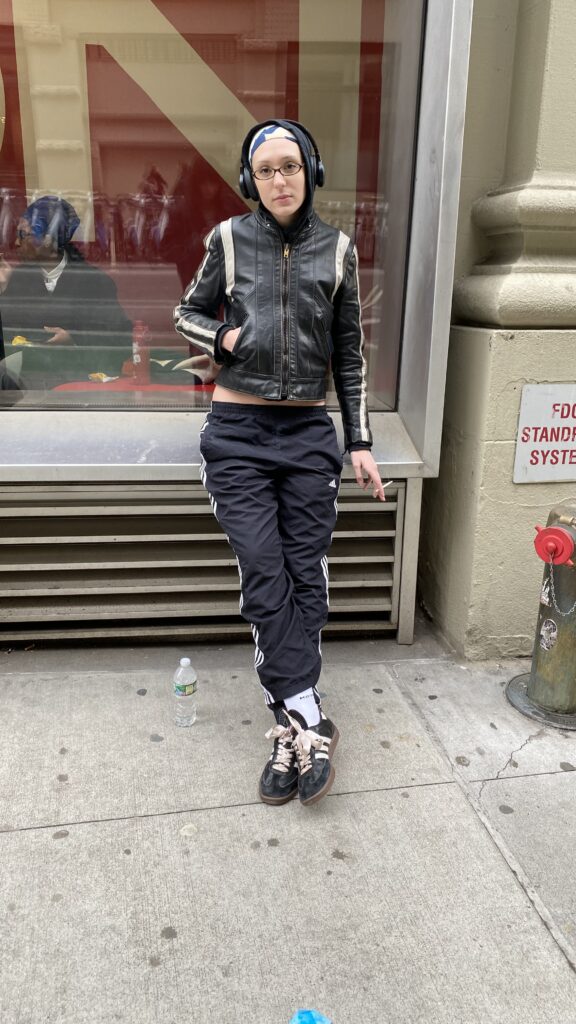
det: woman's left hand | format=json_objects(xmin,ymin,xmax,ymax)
[
  {"xmin": 43, "ymin": 326, "xmax": 73, "ymax": 345},
  {"xmin": 350, "ymin": 449, "xmax": 386, "ymax": 501}
]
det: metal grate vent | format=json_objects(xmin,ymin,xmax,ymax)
[{"xmin": 0, "ymin": 476, "xmax": 405, "ymax": 642}]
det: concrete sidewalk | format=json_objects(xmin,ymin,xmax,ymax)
[{"xmin": 1, "ymin": 622, "xmax": 576, "ymax": 1024}]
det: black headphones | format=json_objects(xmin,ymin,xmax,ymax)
[{"xmin": 239, "ymin": 119, "xmax": 325, "ymax": 201}]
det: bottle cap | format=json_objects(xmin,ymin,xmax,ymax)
[{"xmin": 180, "ymin": 657, "xmax": 191, "ymax": 667}]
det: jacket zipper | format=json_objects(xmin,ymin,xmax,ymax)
[{"xmin": 281, "ymin": 243, "xmax": 290, "ymax": 398}]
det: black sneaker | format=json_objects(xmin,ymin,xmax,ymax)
[
  {"xmin": 285, "ymin": 710, "xmax": 340, "ymax": 806},
  {"xmin": 258, "ymin": 709, "xmax": 299, "ymax": 805}
]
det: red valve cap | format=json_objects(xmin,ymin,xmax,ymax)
[{"xmin": 534, "ymin": 525, "xmax": 575, "ymax": 565}]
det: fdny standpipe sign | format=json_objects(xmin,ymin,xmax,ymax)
[{"xmin": 514, "ymin": 384, "xmax": 576, "ymax": 483}]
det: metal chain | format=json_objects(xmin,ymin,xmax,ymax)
[{"xmin": 548, "ymin": 556, "xmax": 576, "ymax": 617}]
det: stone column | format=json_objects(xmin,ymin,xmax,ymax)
[
  {"xmin": 453, "ymin": 0, "xmax": 576, "ymax": 327},
  {"xmin": 420, "ymin": 0, "xmax": 576, "ymax": 658}
]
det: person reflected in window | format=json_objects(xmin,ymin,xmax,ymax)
[
  {"xmin": 0, "ymin": 196, "xmax": 132, "ymax": 346},
  {"xmin": 162, "ymin": 162, "xmax": 242, "ymax": 289},
  {"xmin": 139, "ymin": 162, "xmax": 168, "ymax": 199}
]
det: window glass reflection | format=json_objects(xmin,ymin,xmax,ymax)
[{"xmin": 0, "ymin": 0, "xmax": 424, "ymax": 413}]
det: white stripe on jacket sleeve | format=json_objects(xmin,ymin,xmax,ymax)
[
  {"xmin": 220, "ymin": 219, "xmax": 235, "ymax": 298},
  {"xmin": 332, "ymin": 231, "xmax": 350, "ymax": 301},
  {"xmin": 183, "ymin": 227, "xmax": 216, "ymax": 302},
  {"xmin": 351, "ymin": 244, "xmax": 371, "ymax": 443}
]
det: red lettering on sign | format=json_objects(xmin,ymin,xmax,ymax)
[
  {"xmin": 520, "ymin": 425, "xmax": 576, "ymax": 444},
  {"xmin": 558, "ymin": 403, "xmax": 576, "ymax": 419},
  {"xmin": 528, "ymin": 447, "xmax": 576, "ymax": 465}
]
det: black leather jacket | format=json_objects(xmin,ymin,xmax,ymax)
[{"xmin": 174, "ymin": 206, "xmax": 372, "ymax": 450}]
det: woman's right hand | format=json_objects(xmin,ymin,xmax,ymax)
[{"xmin": 221, "ymin": 326, "xmax": 241, "ymax": 353}]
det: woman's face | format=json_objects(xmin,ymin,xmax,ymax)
[
  {"xmin": 15, "ymin": 218, "xmax": 58, "ymax": 262},
  {"xmin": 251, "ymin": 138, "xmax": 306, "ymax": 228}
]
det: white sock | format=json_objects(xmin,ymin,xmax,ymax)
[{"xmin": 284, "ymin": 688, "xmax": 321, "ymax": 728}]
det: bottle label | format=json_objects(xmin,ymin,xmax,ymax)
[{"xmin": 174, "ymin": 682, "xmax": 197, "ymax": 696}]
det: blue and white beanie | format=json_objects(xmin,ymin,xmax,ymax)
[
  {"xmin": 249, "ymin": 123, "xmax": 298, "ymax": 164},
  {"xmin": 23, "ymin": 196, "xmax": 80, "ymax": 249}
]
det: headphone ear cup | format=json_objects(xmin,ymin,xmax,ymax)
[
  {"xmin": 316, "ymin": 158, "xmax": 325, "ymax": 188},
  {"xmin": 238, "ymin": 166, "xmax": 249, "ymax": 199},
  {"xmin": 239, "ymin": 162, "xmax": 258, "ymax": 201}
]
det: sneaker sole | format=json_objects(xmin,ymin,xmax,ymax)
[
  {"xmin": 258, "ymin": 785, "xmax": 298, "ymax": 806},
  {"xmin": 299, "ymin": 727, "xmax": 340, "ymax": 806}
]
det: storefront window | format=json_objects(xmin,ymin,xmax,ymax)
[{"xmin": 0, "ymin": 0, "xmax": 424, "ymax": 413}]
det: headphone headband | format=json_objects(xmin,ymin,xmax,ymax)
[{"xmin": 239, "ymin": 118, "xmax": 325, "ymax": 201}]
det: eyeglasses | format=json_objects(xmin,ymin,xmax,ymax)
[{"xmin": 252, "ymin": 161, "xmax": 304, "ymax": 181}]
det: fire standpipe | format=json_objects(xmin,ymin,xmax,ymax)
[{"xmin": 507, "ymin": 503, "xmax": 576, "ymax": 729}]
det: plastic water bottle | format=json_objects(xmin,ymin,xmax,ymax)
[
  {"xmin": 132, "ymin": 319, "xmax": 150, "ymax": 385},
  {"xmin": 173, "ymin": 657, "xmax": 197, "ymax": 726}
]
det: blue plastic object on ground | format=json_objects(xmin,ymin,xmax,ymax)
[{"xmin": 289, "ymin": 1012, "xmax": 333, "ymax": 1024}]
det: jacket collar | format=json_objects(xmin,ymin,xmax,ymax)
[{"xmin": 255, "ymin": 204, "xmax": 318, "ymax": 243}]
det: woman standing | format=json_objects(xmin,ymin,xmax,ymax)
[{"xmin": 174, "ymin": 120, "xmax": 384, "ymax": 806}]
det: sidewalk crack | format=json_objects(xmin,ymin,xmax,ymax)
[{"xmin": 478, "ymin": 730, "xmax": 545, "ymax": 803}]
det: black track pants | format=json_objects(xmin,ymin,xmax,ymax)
[{"xmin": 199, "ymin": 403, "xmax": 343, "ymax": 705}]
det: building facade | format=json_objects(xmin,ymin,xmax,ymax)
[{"xmin": 419, "ymin": 0, "xmax": 576, "ymax": 658}]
